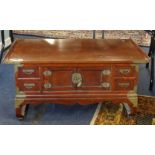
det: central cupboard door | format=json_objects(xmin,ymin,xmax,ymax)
[{"xmin": 42, "ymin": 66, "xmax": 112, "ymax": 92}]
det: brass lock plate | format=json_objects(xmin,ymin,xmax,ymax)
[{"xmin": 72, "ymin": 73, "xmax": 82, "ymax": 87}]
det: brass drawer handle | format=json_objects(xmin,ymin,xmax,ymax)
[
  {"xmin": 119, "ymin": 69, "xmax": 130, "ymax": 74},
  {"xmin": 44, "ymin": 83, "xmax": 52, "ymax": 89},
  {"xmin": 23, "ymin": 69, "xmax": 35, "ymax": 75},
  {"xmin": 72, "ymin": 73, "xmax": 82, "ymax": 87},
  {"xmin": 43, "ymin": 70, "xmax": 52, "ymax": 76},
  {"xmin": 118, "ymin": 83, "xmax": 130, "ymax": 88},
  {"xmin": 102, "ymin": 70, "xmax": 111, "ymax": 75},
  {"xmin": 101, "ymin": 82, "xmax": 110, "ymax": 88},
  {"xmin": 24, "ymin": 83, "xmax": 35, "ymax": 89}
]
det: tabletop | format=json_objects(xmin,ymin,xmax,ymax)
[{"xmin": 3, "ymin": 39, "xmax": 149, "ymax": 64}]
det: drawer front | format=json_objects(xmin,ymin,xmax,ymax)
[
  {"xmin": 17, "ymin": 80, "xmax": 41, "ymax": 92},
  {"xmin": 114, "ymin": 79, "xmax": 135, "ymax": 91},
  {"xmin": 42, "ymin": 67, "xmax": 75, "ymax": 91},
  {"xmin": 17, "ymin": 66, "xmax": 39, "ymax": 78},
  {"xmin": 114, "ymin": 66, "xmax": 135, "ymax": 77}
]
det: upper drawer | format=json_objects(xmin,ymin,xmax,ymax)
[
  {"xmin": 114, "ymin": 65, "xmax": 136, "ymax": 77},
  {"xmin": 17, "ymin": 66, "xmax": 40, "ymax": 78}
]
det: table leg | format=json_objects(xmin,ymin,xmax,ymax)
[
  {"xmin": 146, "ymin": 37, "xmax": 153, "ymax": 68},
  {"xmin": 93, "ymin": 30, "xmax": 96, "ymax": 39},
  {"xmin": 149, "ymin": 51, "xmax": 154, "ymax": 90},
  {"xmin": 102, "ymin": 30, "xmax": 104, "ymax": 39}
]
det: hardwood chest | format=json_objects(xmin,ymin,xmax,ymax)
[{"xmin": 3, "ymin": 39, "xmax": 149, "ymax": 119}]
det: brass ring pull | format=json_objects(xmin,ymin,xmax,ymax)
[
  {"xmin": 118, "ymin": 83, "xmax": 130, "ymax": 88},
  {"xmin": 72, "ymin": 73, "xmax": 82, "ymax": 87},
  {"xmin": 44, "ymin": 83, "xmax": 52, "ymax": 89},
  {"xmin": 119, "ymin": 69, "xmax": 130, "ymax": 74},
  {"xmin": 23, "ymin": 69, "xmax": 35, "ymax": 75},
  {"xmin": 101, "ymin": 82, "xmax": 110, "ymax": 88},
  {"xmin": 43, "ymin": 70, "xmax": 52, "ymax": 76},
  {"xmin": 102, "ymin": 70, "xmax": 111, "ymax": 75},
  {"xmin": 24, "ymin": 83, "xmax": 35, "ymax": 89}
]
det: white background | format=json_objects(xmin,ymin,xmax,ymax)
[
  {"xmin": 0, "ymin": 0, "xmax": 155, "ymax": 155},
  {"xmin": 0, "ymin": 0, "xmax": 155, "ymax": 29}
]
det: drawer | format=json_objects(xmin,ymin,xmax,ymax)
[
  {"xmin": 17, "ymin": 80, "xmax": 41, "ymax": 92},
  {"xmin": 114, "ymin": 66, "xmax": 135, "ymax": 77},
  {"xmin": 114, "ymin": 79, "xmax": 135, "ymax": 91},
  {"xmin": 17, "ymin": 66, "xmax": 39, "ymax": 78}
]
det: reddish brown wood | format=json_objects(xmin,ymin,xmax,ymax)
[{"xmin": 3, "ymin": 39, "xmax": 149, "ymax": 120}]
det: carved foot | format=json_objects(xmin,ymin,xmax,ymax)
[
  {"xmin": 15, "ymin": 99, "xmax": 28, "ymax": 120},
  {"xmin": 16, "ymin": 105, "xmax": 28, "ymax": 120},
  {"xmin": 123, "ymin": 101, "xmax": 137, "ymax": 118}
]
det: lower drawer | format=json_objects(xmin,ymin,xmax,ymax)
[
  {"xmin": 17, "ymin": 80, "xmax": 41, "ymax": 92},
  {"xmin": 114, "ymin": 79, "xmax": 135, "ymax": 91}
]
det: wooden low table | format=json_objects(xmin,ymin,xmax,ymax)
[{"xmin": 3, "ymin": 39, "xmax": 149, "ymax": 120}]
